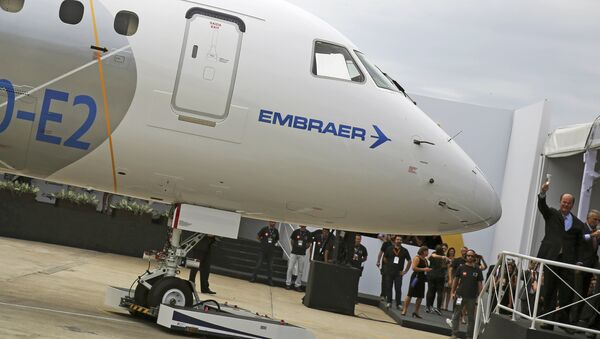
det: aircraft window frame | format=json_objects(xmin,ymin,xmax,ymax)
[
  {"xmin": 114, "ymin": 10, "xmax": 139, "ymax": 36},
  {"xmin": 0, "ymin": 0, "xmax": 24, "ymax": 13},
  {"xmin": 59, "ymin": 0, "xmax": 84, "ymax": 25},
  {"xmin": 311, "ymin": 40, "xmax": 365, "ymax": 84},
  {"xmin": 354, "ymin": 51, "xmax": 400, "ymax": 92}
]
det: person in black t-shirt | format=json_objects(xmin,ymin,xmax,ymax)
[
  {"xmin": 426, "ymin": 244, "xmax": 451, "ymax": 314},
  {"xmin": 383, "ymin": 235, "xmax": 411, "ymax": 310},
  {"xmin": 449, "ymin": 249, "xmax": 483, "ymax": 339},
  {"xmin": 350, "ymin": 234, "xmax": 368, "ymax": 273},
  {"xmin": 250, "ymin": 221, "xmax": 280, "ymax": 286},
  {"xmin": 448, "ymin": 246, "xmax": 468, "ymax": 308},
  {"xmin": 312, "ymin": 228, "xmax": 335, "ymax": 262},
  {"xmin": 286, "ymin": 225, "xmax": 312, "ymax": 290},
  {"xmin": 450, "ymin": 247, "xmax": 468, "ymax": 272},
  {"xmin": 337, "ymin": 231, "xmax": 357, "ymax": 265},
  {"xmin": 376, "ymin": 234, "xmax": 393, "ymax": 300}
]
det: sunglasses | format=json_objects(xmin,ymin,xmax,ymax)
[{"xmin": 466, "ymin": 255, "xmax": 474, "ymax": 257}]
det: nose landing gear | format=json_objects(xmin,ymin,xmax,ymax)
[{"xmin": 105, "ymin": 204, "xmax": 315, "ymax": 338}]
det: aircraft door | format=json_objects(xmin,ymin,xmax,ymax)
[
  {"xmin": 0, "ymin": 83, "xmax": 37, "ymax": 171},
  {"xmin": 172, "ymin": 8, "xmax": 246, "ymax": 122}
]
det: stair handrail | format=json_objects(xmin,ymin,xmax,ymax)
[
  {"xmin": 276, "ymin": 222, "xmax": 298, "ymax": 260},
  {"xmin": 473, "ymin": 250, "xmax": 600, "ymax": 339}
]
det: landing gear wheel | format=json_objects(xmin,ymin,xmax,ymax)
[
  {"xmin": 147, "ymin": 277, "xmax": 193, "ymax": 308},
  {"xmin": 133, "ymin": 276, "xmax": 160, "ymax": 308}
]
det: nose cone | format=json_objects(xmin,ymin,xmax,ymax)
[
  {"xmin": 471, "ymin": 171, "xmax": 502, "ymax": 229},
  {"xmin": 436, "ymin": 167, "xmax": 502, "ymax": 233},
  {"xmin": 395, "ymin": 102, "xmax": 504, "ymax": 234},
  {"xmin": 427, "ymin": 145, "xmax": 502, "ymax": 233}
]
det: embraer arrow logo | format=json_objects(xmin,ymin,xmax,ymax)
[
  {"xmin": 258, "ymin": 109, "xmax": 391, "ymax": 149},
  {"xmin": 370, "ymin": 125, "xmax": 391, "ymax": 149}
]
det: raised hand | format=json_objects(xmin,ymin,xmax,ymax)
[{"xmin": 541, "ymin": 180, "xmax": 550, "ymax": 193}]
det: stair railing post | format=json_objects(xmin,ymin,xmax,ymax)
[
  {"xmin": 530, "ymin": 262, "xmax": 544, "ymax": 329},
  {"xmin": 485, "ymin": 254, "xmax": 499, "ymax": 321},
  {"xmin": 512, "ymin": 256, "xmax": 524, "ymax": 321},
  {"xmin": 496, "ymin": 255, "xmax": 507, "ymax": 315}
]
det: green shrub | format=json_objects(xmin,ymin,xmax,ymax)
[
  {"xmin": 0, "ymin": 181, "xmax": 40, "ymax": 196},
  {"xmin": 111, "ymin": 199, "xmax": 154, "ymax": 216},
  {"xmin": 53, "ymin": 189, "xmax": 99, "ymax": 207}
]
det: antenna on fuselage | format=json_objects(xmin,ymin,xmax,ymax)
[{"xmin": 448, "ymin": 130, "xmax": 463, "ymax": 142}]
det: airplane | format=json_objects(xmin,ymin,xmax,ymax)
[
  {"xmin": 0, "ymin": 0, "xmax": 502, "ymax": 237},
  {"xmin": 0, "ymin": 1, "xmax": 504, "ymax": 330}
]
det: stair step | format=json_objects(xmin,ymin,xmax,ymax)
[
  {"xmin": 214, "ymin": 240, "xmax": 284, "ymax": 257},
  {"xmin": 212, "ymin": 245, "xmax": 283, "ymax": 257},
  {"xmin": 228, "ymin": 261, "xmax": 287, "ymax": 273},
  {"xmin": 209, "ymin": 266, "xmax": 296, "ymax": 288},
  {"xmin": 211, "ymin": 251, "xmax": 288, "ymax": 267},
  {"xmin": 204, "ymin": 236, "xmax": 293, "ymax": 283},
  {"xmin": 212, "ymin": 256, "xmax": 287, "ymax": 270}
]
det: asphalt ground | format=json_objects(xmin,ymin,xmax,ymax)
[{"xmin": 0, "ymin": 236, "xmax": 444, "ymax": 339}]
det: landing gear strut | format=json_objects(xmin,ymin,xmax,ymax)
[{"xmin": 132, "ymin": 214, "xmax": 205, "ymax": 308}]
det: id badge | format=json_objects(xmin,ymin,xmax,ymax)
[
  {"xmin": 393, "ymin": 256, "xmax": 400, "ymax": 264},
  {"xmin": 456, "ymin": 297, "xmax": 463, "ymax": 305},
  {"xmin": 298, "ymin": 240, "xmax": 303, "ymax": 246},
  {"xmin": 268, "ymin": 238, "xmax": 273, "ymax": 244}
]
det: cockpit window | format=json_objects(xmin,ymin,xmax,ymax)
[
  {"xmin": 354, "ymin": 51, "xmax": 399, "ymax": 92},
  {"xmin": 59, "ymin": 0, "xmax": 84, "ymax": 25},
  {"xmin": 312, "ymin": 41, "xmax": 364, "ymax": 83},
  {"xmin": 0, "ymin": 0, "xmax": 24, "ymax": 13}
]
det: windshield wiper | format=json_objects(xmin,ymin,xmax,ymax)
[{"xmin": 383, "ymin": 72, "xmax": 417, "ymax": 105}]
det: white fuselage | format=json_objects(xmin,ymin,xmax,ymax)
[{"xmin": 0, "ymin": 0, "xmax": 501, "ymax": 234}]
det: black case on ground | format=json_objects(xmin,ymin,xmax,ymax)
[{"xmin": 303, "ymin": 260, "xmax": 360, "ymax": 315}]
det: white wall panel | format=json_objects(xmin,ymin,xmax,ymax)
[{"xmin": 491, "ymin": 101, "xmax": 549, "ymax": 257}]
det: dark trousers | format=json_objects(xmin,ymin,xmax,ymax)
[
  {"xmin": 570, "ymin": 270, "xmax": 594, "ymax": 322},
  {"xmin": 426, "ymin": 276, "xmax": 445, "ymax": 309},
  {"xmin": 380, "ymin": 268, "xmax": 386, "ymax": 297},
  {"xmin": 579, "ymin": 262, "xmax": 600, "ymax": 328},
  {"xmin": 252, "ymin": 250, "xmax": 275, "ymax": 280},
  {"xmin": 385, "ymin": 273, "xmax": 403, "ymax": 306},
  {"xmin": 452, "ymin": 297, "xmax": 476, "ymax": 337},
  {"xmin": 586, "ymin": 291, "xmax": 600, "ymax": 331},
  {"xmin": 521, "ymin": 295, "xmax": 535, "ymax": 315},
  {"xmin": 188, "ymin": 252, "xmax": 211, "ymax": 292},
  {"xmin": 542, "ymin": 263, "xmax": 575, "ymax": 323}
]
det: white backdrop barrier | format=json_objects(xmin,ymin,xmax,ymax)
[{"xmin": 490, "ymin": 101, "xmax": 549, "ymax": 258}]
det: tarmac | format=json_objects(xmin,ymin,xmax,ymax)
[{"xmin": 0, "ymin": 236, "xmax": 445, "ymax": 339}]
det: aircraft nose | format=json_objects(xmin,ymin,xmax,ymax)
[
  {"xmin": 472, "ymin": 170, "xmax": 502, "ymax": 228},
  {"xmin": 407, "ymin": 118, "xmax": 502, "ymax": 232},
  {"xmin": 432, "ymin": 162, "xmax": 502, "ymax": 233}
]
